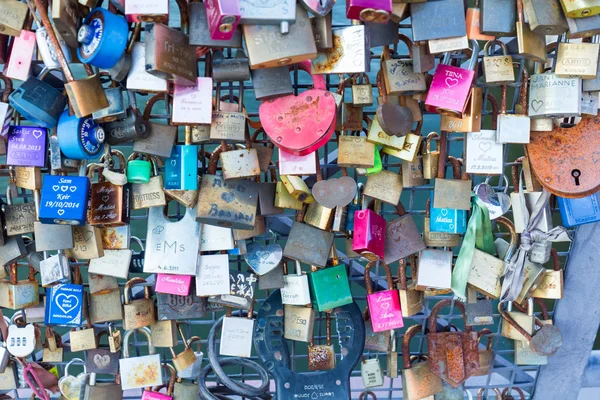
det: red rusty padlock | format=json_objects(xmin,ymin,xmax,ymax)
[
  {"xmin": 426, "ymin": 299, "xmax": 480, "ymax": 388},
  {"xmin": 259, "ymin": 60, "xmax": 337, "ymax": 156}
]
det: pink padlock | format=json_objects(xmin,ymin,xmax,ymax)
[
  {"xmin": 125, "ymin": 0, "xmax": 169, "ymax": 23},
  {"xmin": 204, "ymin": 0, "xmax": 241, "ymax": 41},
  {"xmin": 155, "ymin": 274, "xmax": 192, "ymax": 296},
  {"xmin": 142, "ymin": 363, "xmax": 176, "ymax": 399},
  {"xmin": 5, "ymin": 29, "xmax": 35, "ymax": 81},
  {"xmin": 364, "ymin": 260, "xmax": 404, "ymax": 332},
  {"xmin": 346, "ymin": 0, "xmax": 392, "ymax": 23},
  {"xmin": 259, "ymin": 61, "xmax": 337, "ymax": 156},
  {"xmin": 352, "ymin": 205, "xmax": 386, "ymax": 260},
  {"xmin": 425, "ymin": 40, "xmax": 480, "ymax": 118}
]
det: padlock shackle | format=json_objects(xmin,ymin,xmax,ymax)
[
  {"xmin": 143, "ymin": 93, "xmax": 170, "ymax": 121},
  {"xmin": 101, "ymin": 148, "xmax": 127, "ymax": 174},
  {"xmin": 122, "ymin": 326, "xmax": 155, "ymax": 358},
  {"xmin": 364, "ymin": 260, "xmax": 394, "ymax": 295},
  {"xmin": 358, "ymin": 390, "xmax": 377, "ymax": 400},
  {"xmin": 401, "ymin": 324, "xmax": 422, "ymax": 369},
  {"xmin": 351, "ymin": 73, "xmax": 370, "ymax": 86},
  {"xmin": 496, "ymin": 216, "xmax": 518, "ymax": 262},
  {"xmin": 423, "ymin": 132, "xmax": 439, "ymax": 154},
  {"xmin": 447, "ymin": 156, "xmax": 462, "ymax": 180},
  {"xmin": 0, "ymin": 74, "xmax": 13, "ymax": 103},
  {"xmin": 485, "ymin": 93, "xmax": 499, "ymax": 129},
  {"xmin": 477, "ymin": 388, "xmax": 502, "ymax": 400},
  {"xmin": 187, "ymin": 335, "xmax": 202, "ymax": 352},
  {"xmin": 8, "ymin": 263, "xmax": 17, "ymax": 285},
  {"xmin": 477, "ymin": 328, "xmax": 494, "ymax": 350},
  {"xmin": 498, "ymin": 299, "xmax": 534, "ymax": 341},
  {"xmin": 512, "ymin": 299, "xmax": 548, "ymax": 329},
  {"xmin": 436, "ymin": 131, "xmax": 449, "ymax": 179},
  {"xmin": 501, "ymin": 387, "xmax": 525, "ymax": 400},
  {"xmin": 428, "ymin": 299, "xmax": 468, "ymax": 334},
  {"xmin": 398, "ymin": 259, "xmax": 408, "ymax": 291},
  {"xmin": 155, "ymin": 363, "xmax": 177, "ymax": 395},
  {"xmin": 517, "ymin": 65, "xmax": 529, "ymax": 116},
  {"xmin": 207, "ymin": 143, "xmax": 232, "ymax": 175},
  {"xmin": 483, "ymin": 39, "xmax": 508, "ymax": 57},
  {"xmin": 123, "ymin": 277, "xmax": 151, "ymax": 304},
  {"xmin": 550, "ymin": 249, "xmax": 560, "ymax": 272},
  {"xmin": 375, "ymin": 69, "xmax": 389, "ymax": 103},
  {"xmin": 511, "ymin": 156, "xmax": 525, "ymax": 193},
  {"xmin": 64, "ymin": 358, "xmax": 86, "ymax": 377}
]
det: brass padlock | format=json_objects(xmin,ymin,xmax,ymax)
[
  {"xmin": 274, "ymin": 180, "xmax": 304, "ymax": 210},
  {"xmin": 364, "ymin": 169, "xmax": 403, "ymax": 206},
  {"xmin": 338, "ymin": 133, "xmax": 376, "ymax": 169},
  {"xmin": 397, "ymin": 256, "xmax": 424, "ymax": 317},
  {"xmin": 15, "ymin": 167, "xmax": 42, "ymax": 191},
  {"xmin": 516, "ymin": 0, "xmax": 547, "ymax": 62},
  {"xmin": 70, "ymin": 324, "xmax": 99, "ymax": 352},
  {"xmin": 150, "ymin": 320, "xmax": 178, "ymax": 348},
  {"xmin": 402, "ymin": 325, "xmax": 444, "ymax": 399},
  {"xmin": 433, "ymin": 157, "xmax": 472, "ymax": 211},
  {"xmin": 531, "ymin": 248, "xmax": 564, "ymax": 299},
  {"xmin": 0, "ymin": 264, "xmax": 39, "ymax": 310},
  {"xmin": 440, "ymin": 87, "xmax": 483, "ymax": 133},
  {"xmin": 556, "ymin": 35, "xmax": 600, "ymax": 78},
  {"xmin": 422, "ymin": 132, "xmax": 440, "ymax": 180},
  {"xmin": 123, "ymin": 277, "xmax": 156, "ymax": 331},
  {"xmin": 483, "ymin": 40, "xmax": 515, "ymax": 85},
  {"xmin": 281, "ymin": 175, "xmax": 315, "ymax": 204},
  {"xmin": 307, "ymin": 312, "xmax": 335, "ymax": 371},
  {"xmin": 351, "ymin": 73, "xmax": 373, "ymax": 106},
  {"xmin": 220, "ymin": 142, "xmax": 261, "ymax": 180},
  {"xmin": 170, "ymin": 325, "xmax": 197, "ymax": 372}
]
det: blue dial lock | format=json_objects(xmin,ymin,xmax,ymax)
[
  {"xmin": 77, "ymin": 8, "xmax": 128, "ymax": 69},
  {"xmin": 57, "ymin": 110, "xmax": 105, "ymax": 160}
]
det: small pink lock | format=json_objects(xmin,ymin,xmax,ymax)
[
  {"xmin": 204, "ymin": 0, "xmax": 241, "ymax": 41},
  {"xmin": 425, "ymin": 41, "xmax": 480, "ymax": 118},
  {"xmin": 364, "ymin": 260, "xmax": 404, "ymax": 333},
  {"xmin": 346, "ymin": 0, "xmax": 392, "ymax": 23},
  {"xmin": 142, "ymin": 389, "xmax": 172, "ymax": 400},
  {"xmin": 155, "ymin": 274, "xmax": 192, "ymax": 296},
  {"xmin": 353, "ymin": 208, "xmax": 386, "ymax": 260},
  {"xmin": 5, "ymin": 30, "xmax": 35, "ymax": 82}
]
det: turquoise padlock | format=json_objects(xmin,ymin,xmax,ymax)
[{"xmin": 127, "ymin": 152, "xmax": 152, "ymax": 184}]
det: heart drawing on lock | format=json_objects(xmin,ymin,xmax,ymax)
[
  {"xmin": 221, "ymin": 192, "xmax": 235, "ymax": 203},
  {"xmin": 532, "ymin": 99, "xmax": 544, "ymax": 112},
  {"xmin": 59, "ymin": 373, "xmax": 87, "ymax": 400},
  {"xmin": 312, "ymin": 176, "xmax": 357, "ymax": 208},
  {"xmin": 52, "ymin": 185, "xmax": 59, "ymax": 191},
  {"xmin": 245, "ymin": 243, "xmax": 283, "ymax": 276},
  {"xmin": 101, "ymin": 195, "xmax": 110, "ymax": 203},
  {"xmin": 61, "ymin": 185, "xmax": 69, "ymax": 192},
  {"xmin": 479, "ymin": 142, "xmax": 492, "ymax": 153},
  {"xmin": 55, "ymin": 294, "xmax": 79, "ymax": 315},
  {"xmin": 441, "ymin": 209, "xmax": 448, "ymax": 217},
  {"xmin": 57, "ymin": 209, "xmax": 65, "ymax": 216},
  {"xmin": 93, "ymin": 354, "xmax": 111, "ymax": 369},
  {"xmin": 32, "ymin": 129, "xmax": 43, "ymax": 139},
  {"xmin": 445, "ymin": 77, "xmax": 459, "ymax": 88}
]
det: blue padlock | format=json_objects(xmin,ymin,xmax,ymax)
[
  {"xmin": 164, "ymin": 144, "xmax": 199, "ymax": 190},
  {"xmin": 57, "ymin": 110, "xmax": 105, "ymax": 160},
  {"xmin": 557, "ymin": 192, "xmax": 600, "ymax": 227},
  {"xmin": 77, "ymin": 8, "xmax": 129, "ymax": 69},
  {"xmin": 429, "ymin": 196, "xmax": 467, "ymax": 234},
  {"xmin": 45, "ymin": 283, "xmax": 84, "ymax": 326},
  {"xmin": 8, "ymin": 69, "xmax": 67, "ymax": 128},
  {"xmin": 39, "ymin": 175, "xmax": 90, "ymax": 225}
]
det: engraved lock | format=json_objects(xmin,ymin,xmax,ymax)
[
  {"xmin": 220, "ymin": 305, "xmax": 256, "ymax": 359},
  {"xmin": 364, "ymin": 260, "xmax": 404, "ymax": 332},
  {"xmin": 397, "ymin": 257, "xmax": 424, "ymax": 317},
  {"xmin": 208, "ymin": 270, "xmax": 257, "ymax": 310},
  {"xmin": 119, "ymin": 327, "xmax": 163, "ymax": 390},
  {"xmin": 529, "ymin": 60, "xmax": 581, "ymax": 118},
  {"xmin": 531, "ymin": 249, "xmax": 564, "ymax": 299},
  {"xmin": 243, "ymin": 5, "xmax": 316, "ymax": 69},
  {"xmin": 497, "ymin": 71, "xmax": 531, "ymax": 145},
  {"xmin": 220, "ymin": 143, "xmax": 261, "ymax": 180},
  {"xmin": 427, "ymin": 300, "xmax": 481, "ymax": 388},
  {"xmin": 556, "ymin": 35, "xmax": 600, "ymax": 79},
  {"xmin": 42, "ymin": 327, "xmax": 63, "ymax": 363},
  {"xmin": 87, "ymin": 155, "xmax": 131, "ymax": 226},
  {"xmin": 284, "ymin": 304, "xmax": 315, "ymax": 342},
  {"xmin": 353, "ymin": 200, "xmax": 386, "ymax": 260},
  {"xmin": 172, "ymin": 76, "xmax": 212, "ymax": 126},
  {"xmin": 210, "ymin": 85, "xmax": 246, "ymax": 142},
  {"xmin": 500, "ymin": 299, "xmax": 536, "ymax": 341},
  {"xmin": 46, "ymin": 280, "xmax": 85, "ymax": 327},
  {"xmin": 251, "ymin": 66, "xmax": 294, "ymax": 100},
  {"xmin": 86, "ymin": 331, "xmax": 120, "ymax": 375},
  {"xmin": 402, "ymin": 325, "xmax": 444, "ymax": 399},
  {"xmin": 145, "ymin": 0, "xmax": 197, "ymax": 86},
  {"xmin": 0, "ymin": 264, "xmax": 40, "ymax": 310},
  {"xmin": 425, "ymin": 41, "xmax": 480, "ymax": 118},
  {"xmin": 88, "ymin": 247, "xmax": 132, "ymax": 280},
  {"xmin": 416, "ymin": 248, "xmax": 453, "ymax": 293},
  {"xmin": 8, "ymin": 68, "xmax": 67, "ymax": 128},
  {"xmin": 280, "ymin": 260, "xmax": 312, "ymax": 306},
  {"xmin": 38, "ymin": 172, "xmax": 90, "ymax": 226},
  {"xmin": 465, "ymin": 96, "xmax": 503, "ymax": 175},
  {"xmin": 338, "ymin": 133, "xmax": 375, "ymax": 169},
  {"xmin": 364, "ymin": 168, "xmax": 403, "ymax": 206},
  {"xmin": 130, "ymin": 155, "xmax": 167, "ymax": 210},
  {"xmin": 0, "ymin": 0, "xmax": 28, "ymax": 37},
  {"xmin": 433, "ymin": 156, "xmax": 472, "ymax": 211},
  {"xmin": 196, "ymin": 253, "xmax": 230, "ymax": 297},
  {"xmin": 168, "ymin": 325, "xmax": 197, "ymax": 371},
  {"xmin": 411, "ymin": 0, "xmax": 467, "ymax": 42},
  {"xmin": 382, "ymin": 119, "xmax": 424, "ymax": 162},
  {"xmin": 125, "ymin": 0, "xmax": 169, "ymax": 23},
  {"xmin": 77, "ymin": 8, "xmax": 129, "ymax": 69},
  {"xmin": 88, "ymin": 274, "xmax": 123, "ymax": 324},
  {"xmin": 422, "ymin": 132, "xmax": 440, "ymax": 180},
  {"xmin": 557, "ymin": 190, "xmax": 600, "ymax": 227},
  {"xmin": 36, "ymin": 25, "xmax": 72, "ymax": 70},
  {"xmin": 190, "ymin": 2, "xmax": 242, "ymax": 47},
  {"xmin": 151, "ymin": 320, "xmax": 178, "ymax": 348},
  {"xmin": 480, "ymin": 0, "xmax": 517, "ymax": 36},
  {"xmin": 3, "ymin": 186, "xmax": 36, "ymax": 236},
  {"xmin": 308, "ymin": 312, "xmax": 335, "ymax": 371},
  {"xmin": 157, "ymin": 286, "xmax": 207, "ymax": 321},
  {"xmin": 134, "ymin": 93, "xmax": 176, "ymax": 158},
  {"xmin": 352, "ymin": 74, "xmax": 374, "ymax": 106},
  {"xmin": 123, "ymin": 278, "xmax": 156, "ymax": 331},
  {"xmin": 39, "ymin": 252, "xmax": 70, "ymax": 287},
  {"xmin": 483, "ymin": 40, "xmax": 516, "ymax": 85},
  {"xmin": 164, "ymin": 128, "xmax": 198, "ymax": 191},
  {"xmin": 523, "ymin": 0, "xmax": 568, "ymax": 35},
  {"xmin": 381, "ymin": 37, "xmax": 427, "ymax": 96},
  {"xmin": 312, "ymin": 25, "xmax": 367, "ymax": 75},
  {"xmin": 384, "ymin": 203, "xmax": 425, "ymax": 265},
  {"xmin": 104, "ymin": 91, "xmax": 150, "ymax": 145}
]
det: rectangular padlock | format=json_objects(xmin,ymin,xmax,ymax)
[{"xmin": 4, "ymin": 30, "xmax": 35, "ymax": 82}]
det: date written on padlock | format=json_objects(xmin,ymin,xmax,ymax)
[{"xmin": 6, "ymin": 127, "xmax": 47, "ymax": 167}]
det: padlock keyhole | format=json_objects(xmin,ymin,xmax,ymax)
[{"xmin": 572, "ymin": 169, "xmax": 581, "ymax": 186}]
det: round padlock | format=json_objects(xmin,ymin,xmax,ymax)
[
  {"xmin": 77, "ymin": 8, "xmax": 129, "ymax": 69},
  {"xmin": 57, "ymin": 110, "xmax": 105, "ymax": 160}
]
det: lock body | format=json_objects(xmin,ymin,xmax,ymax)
[
  {"xmin": 308, "ymin": 265, "xmax": 353, "ymax": 312},
  {"xmin": 164, "ymin": 145, "xmax": 199, "ymax": 190},
  {"xmin": 557, "ymin": 192, "xmax": 600, "ymax": 227},
  {"xmin": 6, "ymin": 127, "xmax": 47, "ymax": 168},
  {"xmin": 77, "ymin": 8, "xmax": 129, "ymax": 69},
  {"xmin": 189, "ymin": 3, "xmax": 242, "ymax": 47},
  {"xmin": 9, "ymin": 76, "xmax": 67, "ymax": 129},
  {"xmin": 39, "ymin": 175, "xmax": 90, "ymax": 225},
  {"xmin": 205, "ymin": 0, "xmax": 241, "ymax": 40},
  {"xmin": 45, "ymin": 283, "xmax": 84, "ymax": 325},
  {"xmin": 5, "ymin": 30, "xmax": 35, "ymax": 82},
  {"xmin": 353, "ymin": 209, "xmax": 386, "ymax": 260},
  {"xmin": 57, "ymin": 111, "xmax": 105, "ymax": 159},
  {"xmin": 426, "ymin": 64, "xmax": 475, "ymax": 117}
]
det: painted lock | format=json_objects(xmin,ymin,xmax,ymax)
[
  {"xmin": 77, "ymin": 8, "xmax": 129, "ymax": 69},
  {"xmin": 39, "ymin": 174, "xmax": 90, "ymax": 225},
  {"xmin": 57, "ymin": 110, "xmax": 105, "ymax": 160}
]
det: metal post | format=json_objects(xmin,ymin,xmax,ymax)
[{"xmin": 533, "ymin": 222, "xmax": 600, "ymax": 400}]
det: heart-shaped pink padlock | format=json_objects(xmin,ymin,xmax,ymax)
[{"xmin": 259, "ymin": 61, "xmax": 336, "ymax": 156}]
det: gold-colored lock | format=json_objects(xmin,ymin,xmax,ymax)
[
  {"xmin": 66, "ymin": 225, "xmax": 105, "ymax": 260},
  {"xmin": 500, "ymin": 299, "xmax": 535, "ymax": 342},
  {"xmin": 43, "ymin": 327, "xmax": 63, "ymax": 363},
  {"xmin": 338, "ymin": 134, "xmax": 375, "ymax": 169},
  {"xmin": 274, "ymin": 181, "xmax": 304, "ymax": 210},
  {"xmin": 366, "ymin": 114, "xmax": 406, "ymax": 151},
  {"xmin": 304, "ymin": 202, "xmax": 334, "ymax": 230},
  {"xmin": 307, "ymin": 313, "xmax": 335, "ymax": 371},
  {"xmin": 440, "ymin": 87, "xmax": 483, "ymax": 132},
  {"xmin": 0, "ymin": 0, "xmax": 29, "ymax": 36},
  {"xmin": 482, "ymin": 40, "xmax": 516, "ymax": 85},
  {"xmin": 15, "ymin": 167, "xmax": 42, "ymax": 190},
  {"xmin": 351, "ymin": 73, "xmax": 373, "ymax": 106},
  {"xmin": 382, "ymin": 121, "xmax": 423, "ymax": 162},
  {"xmin": 151, "ymin": 320, "xmax": 178, "ymax": 348},
  {"xmin": 559, "ymin": 0, "xmax": 600, "ymax": 18},
  {"xmin": 123, "ymin": 277, "xmax": 156, "ymax": 331},
  {"xmin": 516, "ymin": 0, "xmax": 546, "ymax": 62},
  {"xmin": 220, "ymin": 142, "xmax": 261, "ymax": 180},
  {"xmin": 555, "ymin": 37, "xmax": 600, "ymax": 78},
  {"xmin": 70, "ymin": 325, "xmax": 99, "ymax": 352},
  {"xmin": 422, "ymin": 132, "xmax": 440, "ymax": 180},
  {"xmin": 531, "ymin": 249, "xmax": 564, "ymax": 299},
  {"xmin": 170, "ymin": 325, "xmax": 197, "ymax": 372},
  {"xmin": 398, "ymin": 256, "xmax": 424, "ymax": 317},
  {"xmin": 364, "ymin": 169, "xmax": 403, "ymax": 205},
  {"xmin": 281, "ymin": 175, "xmax": 315, "ymax": 204}
]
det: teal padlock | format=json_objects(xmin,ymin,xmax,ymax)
[
  {"xmin": 127, "ymin": 152, "xmax": 152, "ymax": 184},
  {"xmin": 308, "ymin": 246, "xmax": 353, "ymax": 312}
]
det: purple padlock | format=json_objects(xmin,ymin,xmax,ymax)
[{"xmin": 6, "ymin": 126, "xmax": 47, "ymax": 167}]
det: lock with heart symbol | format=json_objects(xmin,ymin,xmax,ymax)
[
  {"xmin": 45, "ymin": 282, "xmax": 85, "ymax": 326},
  {"xmin": 244, "ymin": 241, "xmax": 283, "ymax": 276},
  {"xmin": 59, "ymin": 358, "xmax": 88, "ymax": 400},
  {"xmin": 86, "ymin": 331, "xmax": 120, "ymax": 375}
]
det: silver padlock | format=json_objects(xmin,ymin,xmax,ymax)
[
  {"xmin": 251, "ymin": 66, "xmax": 293, "ymax": 100},
  {"xmin": 39, "ymin": 251, "xmax": 70, "ymax": 287}
]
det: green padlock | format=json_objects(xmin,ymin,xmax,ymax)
[
  {"xmin": 127, "ymin": 152, "xmax": 152, "ymax": 184},
  {"xmin": 308, "ymin": 245, "xmax": 353, "ymax": 312}
]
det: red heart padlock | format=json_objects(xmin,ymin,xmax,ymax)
[{"xmin": 259, "ymin": 61, "xmax": 337, "ymax": 156}]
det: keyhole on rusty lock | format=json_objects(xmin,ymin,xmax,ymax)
[{"xmin": 572, "ymin": 169, "xmax": 581, "ymax": 186}]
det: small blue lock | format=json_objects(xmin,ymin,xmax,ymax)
[
  {"xmin": 164, "ymin": 144, "xmax": 199, "ymax": 190},
  {"xmin": 39, "ymin": 175, "xmax": 90, "ymax": 225},
  {"xmin": 8, "ymin": 69, "xmax": 67, "ymax": 128},
  {"xmin": 557, "ymin": 192, "xmax": 600, "ymax": 227},
  {"xmin": 45, "ymin": 283, "xmax": 84, "ymax": 326},
  {"xmin": 429, "ymin": 195, "xmax": 467, "ymax": 234},
  {"xmin": 57, "ymin": 110, "xmax": 105, "ymax": 160},
  {"xmin": 345, "ymin": 183, "xmax": 363, "ymax": 231},
  {"xmin": 77, "ymin": 8, "xmax": 129, "ymax": 69}
]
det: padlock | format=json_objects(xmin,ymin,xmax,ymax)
[
  {"xmin": 0, "ymin": 235, "xmax": 26, "ymax": 267},
  {"xmin": 126, "ymin": 40, "xmax": 169, "ymax": 92},
  {"xmin": 259, "ymin": 263, "xmax": 285, "ymax": 290},
  {"xmin": 103, "ymin": 92, "xmax": 150, "ymax": 145},
  {"xmin": 416, "ymin": 248, "xmax": 453, "ymax": 292},
  {"xmin": 384, "ymin": 202, "xmax": 425, "ymax": 265},
  {"xmin": 280, "ymin": 260, "xmax": 312, "ymax": 306},
  {"xmin": 364, "ymin": 260, "xmax": 403, "ymax": 332},
  {"xmin": 559, "ymin": 0, "xmax": 600, "ymax": 17},
  {"xmin": 83, "ymin": 372, "xmax": 123, "ymax": 399},
  {"xmin": 308, "ymin": 312, "xmax": 335, "ymax": 371},
  {"xmin": 0, "ymin": 0, "xmax": 28, "ymax": 36},
  {"xmin": 468, "ymin": 217, "xmax": 517, "ymax": 299},
  {"xmin": 157, "ymin": 285, "xmax": 207, "ymax": 321},
  {"xmin": 144, "ymin": 1, "xmax": 197, "ymax": 86},
  {"xmin": 3, "ymin": 186, "xmax": 35, "ymax": 236},
  {"xmin": 531, "ymin": 249, "xmax": 564, "ymax": 299},
  {"xmin": 119, "ymin": 327, "xmax": 163, "ymax": 390},
  {"xmin": 164, "ymin": 127, "xmax": 198, "ymax": 191},
  {"xmin": 123, "ymin": 277, "xmax": 156, "ymax": 331},
  {"xmin": 177, "ymin": 336, "xmax": 204, "ymax": 380},
  {"xmin": 433, "ymin": 156, "xmax": 472, "ymax": 211},
  {"xmin": 151, "ymin": 320, "xmax": 178, "ymax": 348},
  {"xmin": 523, "ymin": 0, "xmax": 568, "ymax": 35},
  {"xmin": 556, "ymin": 35, "xmax": 600, "ymax": 79},
  {"xmin": 196, "ymin": 253, "xmax": 230, "ymax": 297},
  {"xmin": 88, "ymin": 274, "xmax": 123, "ymax": 324},
  {"xmin": 6, "ymin": 314, "xmax": 36, "ymax": 358},
  {"xmin": 251, "ymin": 66, "xmax": 294, "ymax": 100},
  {"xmin": 4, "ymin": 27, "xmax": 35, "ymax": 82},
  {"xmin": 133, "ymin": 93, "xmax": 176, "ymax": 158},
  {"xmin": 382, "ymin": 119, "xmax": 423, "ymax": 162},
  {"xmin": 497, "ymin": 73, "xmax": 531, "ymax": 144},
  {"xmin": 500, "ymin": 299, "xmax": 535, "ymax": 342},
  {"xmin": 142, "ymin": 363, "xmax": 176, "ymax": 399},
  {"xmin": 308, "ymin": 246, "xmax": 353, "ymax": 312},
  {"xmin": 38, "ymin": 169, "xmax": 90, "ymax": 225},
  {"xmin": 397, "ymin": 256, "xmax": 424, "ymax": 317},
  {"xmin": 220, "ymin": 305, "xmax": 255, "ymax": 358},
  {"xmin": 6, "ymin": 127, "xmax": 47, "ymax": 169},
  {"xmin": 284, "ymin": 304, "xmax": 315, "ymax": 342},
  {"xmin": 39, "ymin": 252, "xmax": 70, "ymax": 287},
  {"xmin": 87, "ymin": 161, "xmax": 131, "ymax": 227},
  {"xmin": 466, "ymin": 0, "xmax": 495, "ymax": 41},
  {"xmin": 9, "ymin": 68, "xmax": 67, "ymax": 128},
  {"xmin": 557, "ymin": 189, "xmax": 600, "ymax": 227},
  {"xmin": 312, "ymin": 25, "xmax": 367, "ymax": 75},
  {"xmin": 528, "ymin": 61, "xmax": 581, "ymax": 119},
  {"xmin": 516, "ymin": 0, "xmax": 547, "ymax": 62},
  {"xmin": 86, "ymin": 331, "xmax": 120, "ymax": 375},
  {"xmin": 204, "ymin": 0, "xmax": 241, "ymax": 40},
  {"xmin": 352, "ymin": 74, "xmax": 374, "ymax": 106},
  {"xmin": 374, "ymin": 70, "xmax": 414, "ymax": 136},
  {"xmin": 92, "ymin": 85, "xmax": 127, "ymax": 123},
  {"xmin": 483, "ymin": 40, "xmax": 515, "ymax": 85},
  {"xmin": 411, "ymin": 0, "xmax": 467, "ymax": 42},
  {"xmin": 125, "ymin": 0, "xmax": 169, "ymax": 22},
  {"xmin": 221, "ymin": 143, "xmax": 261, "ymax": 180},
  {"xmin": 465, "ymin": 94, "xmax": 503, "ymax": 174},
  {"xmin": 36, "ymin": 19, "xmax": 72, "ymax": 69},
  {"xmin": 426, "ymin": 41, "xmax": 480, "ymax": 117},
  {"xmin": 480, "ymin": 0, "xmax": 517, "ymax": 36},
  {"xmin": 353, "ymin": 199, "xmax": 386, "ymax": 260},
  {"xmin": 189, "ymin": 2, "xmax": 242, "ymax": 47},
  {"xmin": 566, "ymin": 13, "xmax": 600, "ymax": 38},
  {"xmin": 42, "ymin": 327, "xmax": 63, "ymax": 363},
  {"xmin": 300, "ymin": 0, "xmax": 335, "ymax": 16},
  {"xmin": 211, "ymin": 50, "xmax": 250, "ymax": 82},
  {"xmin": 131, "ymin": 156, "xmax": 166, "ymax": 210},
  {"xmin": 172, "ymin": 78, "xmax": 212, "ymax": 127},
  {"xmin": 347, "ymin": 0, "xmax": 392, "ymax": 22},
  {"xmin": 402, "ymin": 325, "xmax": 444, "ymax": 399},
  {"xmin": 243, "ymin": 5, "xmax": 316, "ymax": 69},
  {"xmin": 52, "ymin": 0, "xmax": 82, "ymax": 48},
  {"xmin": 0, "ymin": 264, "xmax": 39, "ymax": 309},
  {"xmin": 420, "ymin": 132, "xmax": 440, "ymax": 180},
  {"xmin": 168, "ymin": 325, "xmax": 197, "ymax": 372},
  {"xmin": 57, "ymin": 109, "xmax": 106, "ymax": 159},
  {"xmin": 311, "ymin": 14, "xmax": 333, "ymax": 50},
  {"xmin": 360, "ymin": 357, "xmax": 384, "ymax": 388},
  {"xmin": 364, "ymin": 167, "xmax": 403, "ymax": 206},
  {"xmin": 513, "ymin": 300, "xmax": 551, "ymax": 365},
  {"xmin": 77, "ymin": 7, "xmax": 128, "ymax": 69},
  {"xmin": 210, "ymin": 85, "xmax": 246, "ymax": 142},
  {"xmin": 382, "ymin": 38, "xmax": 427, "ymax": 96},
  {"xmin": 275, "ymin": 180, "xmax": 304, "ymax": 210}
]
